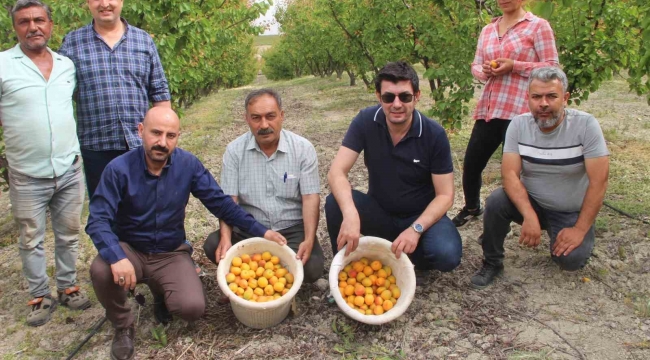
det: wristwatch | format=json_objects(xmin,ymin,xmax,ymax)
[{"xmin": 411, "ymin": 223, "xmax": 424, "ymax": 234}]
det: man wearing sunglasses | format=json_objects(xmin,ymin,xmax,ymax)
[{"xmin": 325, "ymin": 61, "xmax": 462, "ymax": 285}]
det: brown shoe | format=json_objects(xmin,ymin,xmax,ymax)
[
  {"xmin": 26, "ymin": 295, "xmax": 57, "ymax": 327},
  {"xmin": 110, "ymin": 325, "xmax": 135, "ymax": 360},
  {"xmin": 58, "ymin": 286, "xmax": 91, "ymax": 310}
]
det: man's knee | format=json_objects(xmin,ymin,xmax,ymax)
[
  {"xmin": 485, "ymin": 187, "xmax": 510, "ymax": 215},
  {"xmin": 427, "ymin": 243, "xmax": 462, "ymax": 272},
  {"xmin": 168, "ymin": 292, "xmax": 205, "ymax": 322},
  {"xmin": 303, "ymin": 255, "xmax": 325, "ymax": 284},
  {"xmin": 552, "ymin": 251, "xmax": 591, "ymax": 272},
  {"xmin": 90, "ymin": 255, "xmax": 113, "ymax": 284},
  {"xmin": 202, "ymin": 231, "xmax": 220, "ymax": 265}
]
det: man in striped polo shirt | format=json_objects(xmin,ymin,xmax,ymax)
[{"xmin": 471, "ymin": 67, "xmax": 610, "ymax": 289}]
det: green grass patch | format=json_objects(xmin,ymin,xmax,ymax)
[{"xmin": 254, "ymin": 35, "xmax": 280, "ymax": 47}]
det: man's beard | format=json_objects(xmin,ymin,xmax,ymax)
[{"xmin": 534, "ymin": 109, "xmax": 563, "ymax": 130}]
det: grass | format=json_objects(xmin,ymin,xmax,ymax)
[{"xmin": 253, "ymin": 35, "xmax": 281, "ymax": 47}]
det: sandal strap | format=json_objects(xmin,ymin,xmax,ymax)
[
  {"xmin": 63, "ymin": 286, "xmax": 80, "ymax": 295},
  {"xmin": 27, "ymin": 297, "xmax": 43, "ymax": 306}
]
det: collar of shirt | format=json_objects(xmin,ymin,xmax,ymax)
[
  {"xmin": 245, "ymin": 129, "xmax": 289, "ymax": 158},
  {"xmin": 372, "ymin": 106, "xmax": 423, "ymax": 140},
  {"xmin": 491, "ymin": 11, "xmax": 534, "ymax": 25},
  {"xmin": 138, "ymin": 145, "xmax": 175, "ymax": 175},
  {"xmin": 90, "ymin": 17, "xmax": 131, "ymax": 43},
  {"xmin": 10, "ymin": 44, "xmax": 64, "ymax": 62}
]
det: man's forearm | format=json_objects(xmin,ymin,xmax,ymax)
[
  {"xmin": 574, "ymin": 181, "xmax": 607, "ymax": 232},
  {"xmin": 328, "ymin": 171, "xmax": 357, "ymax": 218},
  {"xmin": 414, "ymin": 194, "xmax": 453, "ymax": 230},
  {"xmin": 503, "ymin": 174, "xmax": 536, "ymax": 218},
  {"xmin": 219, "ymin": 219, "xmax": 233, "ymax": 242},
  {"xmin": 302, "ymin": 194, "xmax": 320, "ymax": 243}
]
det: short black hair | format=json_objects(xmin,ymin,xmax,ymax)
[
  {"xmin": 244, "ymin": 88, "xmax": 282, "ymax": 111},
  {"xmin": 374, "ymin": 61, "xmax": 419, "ymax": 94},
  {"xmin": 11, "ymin": 0, "xmax": 52, "ymax": 24}
]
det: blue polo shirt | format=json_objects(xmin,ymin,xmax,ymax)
[{"xmin": 342, "ymin": 105, "xmax": 453, "ymax": 217}]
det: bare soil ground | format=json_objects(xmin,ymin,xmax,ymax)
[{"xmin": 0, "ymin": 73, "xmax": 649, "ymax": 360}]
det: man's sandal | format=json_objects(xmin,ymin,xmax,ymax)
[
  {"xmin": 26, "ymin": 295, "xmax": 57, "ymax": 327},
  {"xmin": 58, "ymin": 286, "xmax": 92, "ymax": 310}
]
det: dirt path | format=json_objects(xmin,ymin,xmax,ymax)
[{"xmin": 0, "ymin": 74, "xmax": 648, "ymax": 359}]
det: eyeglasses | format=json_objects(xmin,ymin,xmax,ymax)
[{"xmin": 380, "ymin": 92, "xmax": 414, "ymax": 104}]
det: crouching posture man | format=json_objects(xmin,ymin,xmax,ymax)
[
  {"xmin": 86, "ymin": 107, "xmax": 286, "ymax": 360},
  {"xmin": 471, "ymin": 67, "xmax": 609, "ymax": 289}
]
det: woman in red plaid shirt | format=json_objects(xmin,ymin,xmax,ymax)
[{"xmin": 452, "ymin": 0, "xmax": 559, "ymax": 229}]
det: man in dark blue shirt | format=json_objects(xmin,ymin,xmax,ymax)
[
  {"xmin": 87, "ymin": 107, "xmax": 286, "ymax": 360},
  {"xmin": 325, "ymin": 62, "xmax": 462, "ymax": 284}
]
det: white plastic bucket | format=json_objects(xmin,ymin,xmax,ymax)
[
  {"xmin": 217, "ymin": 237, "xmax": 304, "ymax": 329},
  {"xmin": 329, "ymin": 236, "xmax": 416, "ymax": 325}
]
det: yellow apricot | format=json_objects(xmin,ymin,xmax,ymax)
[
  {"xmin": 276, "ymin": 268, "xmax": 288, "ymax": 278},
  {"xmin": 238, "ymin": 279, "xmax": 248, "ymax": 289},
  {"xmin": 376, "ymin": 269, "xmax": 388, "ymax": 278},
  {"xmin": 375, "ymin": 277, "xmax": 386, "ymax": 287},
  {"xmin": 264, "ymin": 262, "xmax": 275, "ymax": 270},
  {"xmin": 228, "ymin": 283, "xmax": 238, "ymax": 292},
  {"xmin": 274, "ymin": 264, "xmax": 281, "ymax": 270},
  {"xmin": 359, "ymin": 257, "xmax": 369, "ymax": 265},
  {"xmin": 278, "ymin": 277, "xmax": 287, "ymax": 285},
  {"xmin": 248, "ymin": 278, "xmax": 258, "ymax": 289},
  {"xmin": 254, "ymin": 287, "xmax": 264, "ymax": 296},
  {"xmin": 263, "ymin": 269, "xmax": 275, "ymax": 279},
  {"xmin": 286, "ymin": 282, "xmax": 293, "ymax": 289},
  {"xmin": 346, "ymin": 278, "xmax": 357, "ymax": 286},
  {"xmin": 285, "ymin": 273, "xmax": 294, "ymax": 284},
  {"xmin": 361, "ymin": 278, "xmax": 373, "ymax": 287},
  {"xmin": 230, "ymin": 266, "xmax": 241, "ymax": 276},
  {"xmin": 357, "ymin": 308, "xmax": 366, "ymax": 315},
  {"xmin": 338, "ymin": 271, "xmax": 348, "ymax": 281},
  {"xmin": 243, "ymin": 288, "xmax": 253, "ymax": 300},
  {"xmin": 363, "ymin": 266, "xmax": 374, "ymax": 277},
  {"xmin": 241, "ymin": 270, "xmax": 252, "ymax": 280},
  {"xmin": 376, "ymin": 286, "xmax": 386, "ymax": 295},
  {"xmin": 282, "ymin": 288, "xmax": 289, "ymax": 295},
  {"xmin": 273, "ymin": 282, "xmax": 285, "ymax": 292},
  {"xmin": 226, "ymin": 273, "xmax": 236, "ymax": 283},
  {"xmin": 262, "ymin": 251, "xmax": 272, "ymax": 261},
  {"xmin": 249, "ymin": 261, "xmax": 259, "ymax": 271},
  {"xmin": 391, "ymin": 287, "xmax": 401, "ymax": 299},
  {"xmin": 240, "ymin": 263, "xmax": 250, "ymax": 271},
  {"xmin": 339, "ymin": 280, "xmax": 347, "ymax": 288},
  {"xmin": 255, "ymin": 267, "xmax": 265, "ymax": 277},
  {"xmin": 354, "ymin": 296, "xmax": 365, "ymax": 307},
  {"xmin": 257, "ymin": 276, "xmax": 268, "ymax": 288},
  {"xmin": 236, "ymin": 287, "xmax": 245, "ymax": 296},
  {"xmin": 365, "ymin": 309, "xmax": 373, "ymax": 315},
  {"xmin": 273, "ymin": 294, "xmax": 281, "ymax": 300},
  {"xmin": 241, "ymin": 254, "xmax": 251, "ymax": 264},
  {"xmin": 381, "ymin": 290, "xmax": 392, "ymax": 301},
  {"xmin": 373, "ymin": 305, "xmax": 384, "ymax": 315},
  {"xmin": 264, "ymin": 285, "xmax": 274, "ymax": 296},
  {"xmin": 270, "ymin": 256, "xmax": 280, "ymax": 265},
  {"xmin": 347, "ymin": 295, "xmax": 355, "ymax": 304},
  {"xmin": 368, "ymin": 274, "xmax": 378, "ymax": 286},
  {"xmin": 269, "ymin": 276, "xmax": 279, "ymax": 286},
  {"xmin": 383, "ymin": 266, "xmax": 392, "ymax": 277},
  {"xmin": 365, "ymin": 287, "xmax": 374, "ymax": 295},
  {"xmin": 356, "ymin": 272, "xmax": 366, "ymax": 282},
  {"xmin": 352, "ymin": 262, "xmax": 364, "ymax": 272},
  {"xmin": 232, "ymin": 257, "xmax": 242, "ymax": 267},
  {"xmin": 343, "ymin": 264, "xmax": 352, "ymax": 273},
  {"xmin": 365, "ymin": 294, "xmax": 374, "ymax": 306},
  {"xmin": 370, "ymin": 260, "xmax": 382, "ymax": 271},
  {"xmin": 387, "ymin": 275, "xmax": 396, "ymax": 284},
  {"xmin": 344, "ymin": 285, "xmax": 355, "ymax": 296},
  {"xmin": 383, "ymin": 299, "xmax": 394, "ymax": 311}
]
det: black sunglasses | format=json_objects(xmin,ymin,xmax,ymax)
[{"xmin": 380, "ymin": 92, "xmax": 414, "ymax": 104}]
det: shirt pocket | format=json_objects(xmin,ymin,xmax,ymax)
[
  {"xmin": 274, "ymin": 171, "xmax": 300, "ymax": 199},
  {"xmin": 504, "ymin": 30, "xmax": 536, "ymax": 61}
]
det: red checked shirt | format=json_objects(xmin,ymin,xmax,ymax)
[{"xmin": 471, "ymin": 12, "xmax": 559, "ymax": 122}]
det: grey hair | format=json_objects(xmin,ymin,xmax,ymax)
[
  {"xmin": 244, "ymin": 88, "xmax": 282, "ymax": 111},
  {"xmin": 11, "ymin": 0, "xmax": 52, "ymax": 24},
  {"xmin": 529, "ymin": 67, "xmax": 569, "ymax": 93}
]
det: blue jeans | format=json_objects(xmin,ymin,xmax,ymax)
[
  {"xmin": 9, "ymin": 159, "xmax": 85, "ymax": 297},
  {"xmin": 81, "ymin": 148, "xmax": 129, "ymax": 199},
  {"xmin": 482, "ymin": 187, "xmax": 595, "ymax": 271},
  {"xmin": 325, "ymin": 191, "xmax": 462, "ymax": 272}
]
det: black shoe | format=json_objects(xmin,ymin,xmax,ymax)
[
  {"xmin": 452, "ymin": 206, "xmax": 484, "ymax": 227},
  {"xmin": 153, "ymin": 295, "xmax": 172, "ymax": 325},
  {"xmin": 111, "ymin": 325, "xmax": 135, "ymax": 360},
  {"xmin": 470, "ymin": 262, "xmax": 503, "ymax": 289}
]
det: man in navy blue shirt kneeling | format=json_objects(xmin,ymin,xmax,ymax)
[
  {"xmin": 325, "ymin": 61, "xmax": 462, "ymax": 285},
  {"xmin": 86, "ymin": 107, "xmax": 286, "ymax": 360}
]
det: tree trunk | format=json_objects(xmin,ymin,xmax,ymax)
[{"xmin": 346, "ymin": 70, "xmax": 356, "ymax": 86}]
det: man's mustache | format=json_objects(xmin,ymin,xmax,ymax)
[
  {"xmin": 258, "ymin": 128, "xmax": 274, "ymax": 135},
  {"xmin": 27, "ymin": 32, "xmax": 44, "ymax": 38},
  {"xmin": 151, "ymin": 145, "xmax": 169, "ymax": 153}
]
